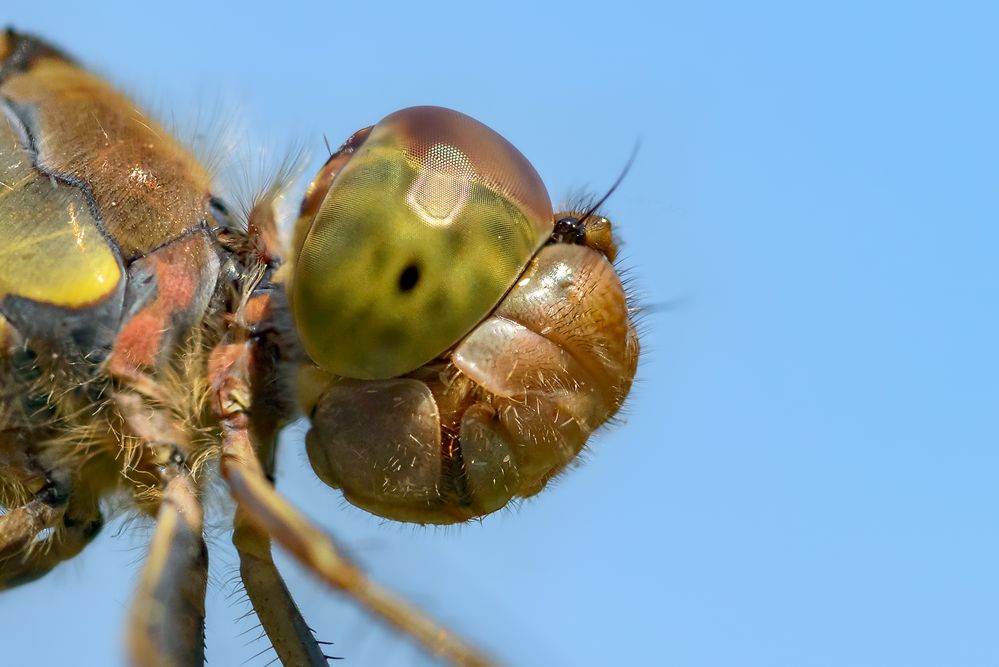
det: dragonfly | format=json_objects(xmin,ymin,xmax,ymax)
[{"xmin": 0, "ymin": 28, "xmax": 639, "ymax": 667}]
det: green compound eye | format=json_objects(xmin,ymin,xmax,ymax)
[{"xmin": 292, "ymin": 106, "xmax": 554, "ymax": 379}]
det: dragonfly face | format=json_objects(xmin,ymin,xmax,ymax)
[{"xmin": 0, "ymin": 27, "xmax": 639, "ymax": 667}]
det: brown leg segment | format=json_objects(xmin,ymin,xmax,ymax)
[
  {"xmin": 0, "ymin": 495, "xmax": 62, "ymax": 559},
  {"xmin": 0, "ymin": 477, "xmax": 103, "ymax": 589},
  {"xmin": 128, "ymin": 471, "xmax": 208, "ymax": 667},
  {"xmin": 231, "ymin": 388, "xmax": 331, "ymax": 665},
  {"xmin": 209, "ymin": 334, "xmax": 331, "ymax": 667},
  {"xmin": 233, "ymin": 509, "xmax": 333, "ymax": 666}
]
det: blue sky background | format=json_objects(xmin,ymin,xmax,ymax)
[{"xmin": 2, "ymin": 1, "xmax": 998, "ymax": 665}]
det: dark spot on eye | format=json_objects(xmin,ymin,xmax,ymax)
[{"xmin": 398, "ymin": 263, "xmax": 420, "ymax": 293}]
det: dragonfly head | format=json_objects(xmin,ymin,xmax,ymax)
[{"xmin": 289, "ymin": 107, "xmax": 639, "ymax": 523}]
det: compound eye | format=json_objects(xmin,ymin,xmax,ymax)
[{"xmin": 292, "ymin": 106, "xmax": 554, "ymax": 379}]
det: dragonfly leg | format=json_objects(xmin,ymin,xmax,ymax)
[
  {"xmin": 233, "ymin": 502, "xmax": 333, "ymax": 666},
  {"xmin": 0, "ymin": 483, "xmax": 64, "ymax": 560},
  {"xmin": 127, "ymin": 470, "xmax": 208, "ymax": 667},
  {"xmin": 0, "ymin": 471, "xmax": 103, "ymax": 589},
  {"xmin": 206, "ymin": 332, "xmax": 332, "ymax": 666},
  {"xmin": 230, "ymin": 379, "xmax": 331, "ymax": 666}
]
